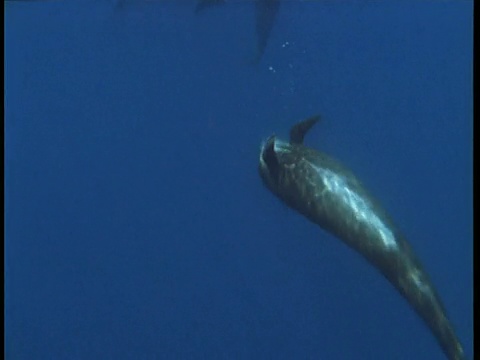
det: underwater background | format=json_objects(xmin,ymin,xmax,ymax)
[{"xmin": 5, "ymin": 1, "xmax": 472, "ymax": 359}]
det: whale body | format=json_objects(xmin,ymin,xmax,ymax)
[{"xmin": 258, "ymin": 115, "xmax": 465, "ymax": 360}]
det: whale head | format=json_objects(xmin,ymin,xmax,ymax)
[{"xmin": 258, "ymin": 135, "xmax": 295, "ymax": 195}]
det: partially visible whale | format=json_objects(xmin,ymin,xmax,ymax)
[
  {"xmin": 258, "ymin": 116, "xmax": 466, "ymax": 360},
  {"xmin": 195, "ymin": 0, "xmax": 280, "ymax": 63},
  {"xmin": 194, "ymin": 0, "xmax": 226, "ymax": 13},
  {"xmin": 253, "ymin": 0, "xmax": 280, "ymax": 63}
]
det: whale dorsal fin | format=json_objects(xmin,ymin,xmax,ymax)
[{"xmin": 289, "ymin": 115, "xmax": 320, "ymax": 144}]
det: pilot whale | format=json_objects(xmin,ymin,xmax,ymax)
[{"xmin": 258, "ymin": 116, "xmax": 465, "ymax": 360}]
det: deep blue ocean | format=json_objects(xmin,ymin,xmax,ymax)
[{"xmin": 5, "ymin": 1, "xmax": 472, "ymax": 359}]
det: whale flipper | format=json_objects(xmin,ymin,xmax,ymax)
[{"xmin": 289, "ymin": 115, "xmax": 320, "ymax": 144}]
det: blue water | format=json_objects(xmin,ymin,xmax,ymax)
[{"xmin": 5, "ymin": 1, "xmax": 472, "ymax": 359}]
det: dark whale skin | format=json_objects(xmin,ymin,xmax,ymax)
[{"xmin": 258, "ymin": 122, "xmax": 465, "ymax": 360}]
